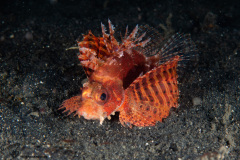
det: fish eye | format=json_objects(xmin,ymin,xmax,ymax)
[
  {"xmin": 95, "ymin": 88, "xmax": 108, "ymax": 104},
  {"xmin": 100, "ymin": 93, "xmax": 107, "ymax": 101}
]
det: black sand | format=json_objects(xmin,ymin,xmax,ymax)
[{"xmin": 0, "ymin": 0, "xmax": 239, "ymax": 159}]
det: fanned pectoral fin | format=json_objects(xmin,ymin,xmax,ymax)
[{"xmin": 119, "ymin": 56, "xmax": 180, "ymax": 127}]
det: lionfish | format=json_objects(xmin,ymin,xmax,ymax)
[{"xmin": 59, "ymin": 20, "xmax": 197, "ymax": 128}]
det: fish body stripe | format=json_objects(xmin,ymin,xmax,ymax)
[
  {"xmin": 128, "ymin": 60, "xmax": 179, "ymax": 110},
  {"xmin": 148, "ymin": 71, "xmax": 163, "ymax": 105},
  {"xmin": 141, "ymin": 77, "xmax": 154, "ymax": 102},
  {"xmin": 161, "ymin": 81, "xmax": 173, "ymax": 106},
  {"xmin": 134, "ymin": 82, "xmax": 145, "ymax": 101},
  {"xmin": 130, "ymin": 85, "xmax": 139, "ymax": 103},
  {"xmin": 152, "ymin": 70, "xmax": 167, "ymax": 106},
  {"xmin": 159, "ymin": 69, "xmax": 177, "ymax": 104}
]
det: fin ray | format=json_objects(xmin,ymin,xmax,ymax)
[{"xmin": 136, "ymin": 25, "xmax": 197, "ymax": 66}]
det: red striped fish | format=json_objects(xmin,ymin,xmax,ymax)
[{"xmin": 59, "ymin": 20, "xmax": 197, "ymax": 128}]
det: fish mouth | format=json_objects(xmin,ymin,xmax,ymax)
[
  {"xmin": 76, "ymin": 100, "xmax": 107, "ymax": 124},
  {"xmin": 59, "ymin": 95, "xmax": 107, "ymax": 124}
]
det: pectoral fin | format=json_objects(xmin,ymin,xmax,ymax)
[{"xmin": 119, "ymin": 56, "xmax": 180, "ymax": 127}]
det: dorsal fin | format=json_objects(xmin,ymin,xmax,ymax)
[
  {"xmin": 77, "ymin": 31, "xmax": 113, "ymax": 77},
  {"xmin": 136, "ymin": 25, "xmax": 197, "ymax": 66},
  {"xmin": 77, "ymin": 21, "xmax": 151, "ymax": 77}
]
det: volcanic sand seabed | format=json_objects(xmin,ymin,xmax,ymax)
[{"xmin": 0, "ymin": 0, "xmax": 239, "ymax": 159}]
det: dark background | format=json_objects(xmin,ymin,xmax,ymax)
[{"xmin": 0, "ymin": 0, "xmax": 239, "ymax": 159}]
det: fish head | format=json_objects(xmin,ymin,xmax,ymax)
[{"xmin": 60, "ymin": 79, "xmax": 124, "ymax": 125}]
